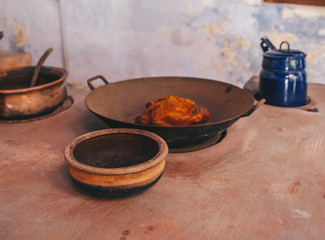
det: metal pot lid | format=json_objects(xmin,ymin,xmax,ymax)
[
  {"xmin": 264, "ymin": 42, "xmax": 306, "ymax": 59},
  {"xmin": 261, "ymin": 38, "xmax": 306, "ymax": 59}
]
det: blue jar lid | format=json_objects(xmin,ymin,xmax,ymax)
[{"xmin": 263, "ymin": 41, "xmax": 306, "ymax": 59}]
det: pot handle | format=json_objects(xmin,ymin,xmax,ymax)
[
  {"xmin": 279, "ymin": 41, "xmax": 290, "ymax": 51},
  {"xmin": 241, "ymin": 99, "xmax": 265, "ymax": 117},
  {"xmin": 87, "ymin": 75, "xmax": 109, "ymax": 91}
]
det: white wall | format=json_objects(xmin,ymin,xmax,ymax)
[{"xmin": 1, "ymin": 0, "xmax": 325, "ymax": 86}]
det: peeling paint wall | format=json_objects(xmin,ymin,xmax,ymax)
[
  {"xmin": 0, "ymin": 0, "xmax": 63, "ymax": 67},
  {"xmin": 0, "ymin": 0, "xmax": 325, "ymax": 86}
]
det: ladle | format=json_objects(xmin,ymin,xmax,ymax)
[{"xmin": 30, "ymin": 47, "xmax": 53, "ymax": 87}]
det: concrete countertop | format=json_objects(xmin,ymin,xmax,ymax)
[{"xmin": 1, "ymin": 82, "xmax": 325, "ymax": 240}]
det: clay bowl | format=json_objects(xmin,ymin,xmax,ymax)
[{"xmin": 64, "ymin": 128, "xmax": 168, "ymax": 196}]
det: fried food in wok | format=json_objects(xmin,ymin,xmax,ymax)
[{"xmin": 135, "ymin": 96, "xmax": 210, "ymax": 126}]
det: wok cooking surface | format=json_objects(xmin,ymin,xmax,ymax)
[
  {"xmin": 85, "ymin": 76, "xmax": 260, "ymax": 149},
  {"xmin": 86, "ymin": 76, "xmax": 254, "ymax": 124}
]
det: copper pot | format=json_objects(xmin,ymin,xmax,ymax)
[{"xmin": 0, "ymin": 66, "xmax": 68, "ymax": 119}]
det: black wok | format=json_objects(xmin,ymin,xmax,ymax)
[{"xmin": 85, "ymin": 76, "xmax": 264, "ymax": 151}]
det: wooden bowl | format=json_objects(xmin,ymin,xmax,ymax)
[{"xmin": 64, "ymin": 128, "xmax": 168, "ymax": 196}]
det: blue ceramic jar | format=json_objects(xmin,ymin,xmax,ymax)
[{"xmin": 259, "ymin": 38, "xmax": 307, "ymax": 107}]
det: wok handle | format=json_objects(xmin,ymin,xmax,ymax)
[
  {"xmin": 242, "ymin": 99, "xmax": 265, "ymax": 117},
  {"xmin": 87, "ymin": 75, "xmax": 109, "ymax": 91}
]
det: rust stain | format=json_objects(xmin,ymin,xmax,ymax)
[
  {"xmin": 241, "ymin": 0, "xmax": 260, "ymax": 5},
  {"xmin": 221, "ymin": 41, "xmax": 238, "ymax": 71},
  {"xmin": 220, "ymin": 36, "xmax": 251, "ymax": 71},
  {"xmin": 203, "ymin": 20, "xmax": 229, "ymax": 42},
  {"xmin": 186, "ymin": 2, "xmax": 197, "ymax": 14},
  {"xmin": 226, "ymin": 225, "xmax": 234, "ymax": 230},
  {"xmin": 4, "ymin": 139, "xmax": 24, "ymax": 146},
  {"xmin": 235, "ymin": 36, "xmax": 251, "ymax": 50},
  {"xmin": 120, "ymin": 230, "xmax": 130, "ymax": 240},
  {"xmin": 202, "ymin": 0, "xmax": 214, "ymax": 7},
  {"xmin": 306, "ymin": 52, "xmax": 319, "ymax": 63},
  {"xmin": 147, "ymin": 225, "xmax": 156, "ymax": 231},
  {"xmin": 13, "ymin": 19, "xmax": 28, "ymax": 47},
  {"xmin": 289, "ymin": 181, "xmax": 302, "ymax": 194},
  {"xmin": 122, "ymin": 230, "xmax": 130, "ymax": 236},
  {"xmin": 171, "ymin": 29, "xmax": 193, "ymax": 46},
  {"xmin": 282, "ymin": 5, "xmax": 325, "ymax": 19},
  {"xmin": 225, "ymin": 86, "xmax": 232, "ymax": 93},
  {"xmin": 144, "ymin": 224, "xmax": 157, "ymax": 234}
]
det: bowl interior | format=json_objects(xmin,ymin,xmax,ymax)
[
  {"xmin": 0, "ymin": 66, "xmax": 65, "ymax": 90},
  {"xmin": 73, "ymin": 133, "xmax": 160, "ymax": 168}
]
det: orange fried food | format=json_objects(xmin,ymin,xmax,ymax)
[{"xmin": 135, "ymin": 96, "xmax": 210, "ymax": 126}]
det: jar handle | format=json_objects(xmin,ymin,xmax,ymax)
[
  {"xmin": 279, "ymin": 41, "xmax": 290, "ymax": 51},
  {"xmin": 260, "ymin": 37, "xmax": 276, "ymax": 52}
]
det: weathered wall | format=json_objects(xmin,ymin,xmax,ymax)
[{"xmin": 0, "ymin": 0, "xmax": 325, "ymax": 86}]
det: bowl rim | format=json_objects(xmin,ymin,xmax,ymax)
[
  {"xmin": 0, "ymin": 66, "xmax": 68, "ymax": 94},
  {"xmin": 64, "ymin": 128, "xmax": 168, "ymax": 175}
]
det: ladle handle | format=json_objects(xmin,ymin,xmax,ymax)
[
  {"xmin": 87, "ymin": 75, "xmax": 109, "ymax": 91},
  {"xmin": 30, "ymin": 48, "xmax": 53, "ymax": 87},
  {"xmin": 260, "ymin": 37, "xmax": 276, "ymax": 53},
  {"xmin": 242, "ymin": 99, "xmax": 265, "ymax": 117}
]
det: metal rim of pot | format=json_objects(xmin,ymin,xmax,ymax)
[{"xmin": 0, "ymin": 66, "xmax": 68, "ymax": 94}]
